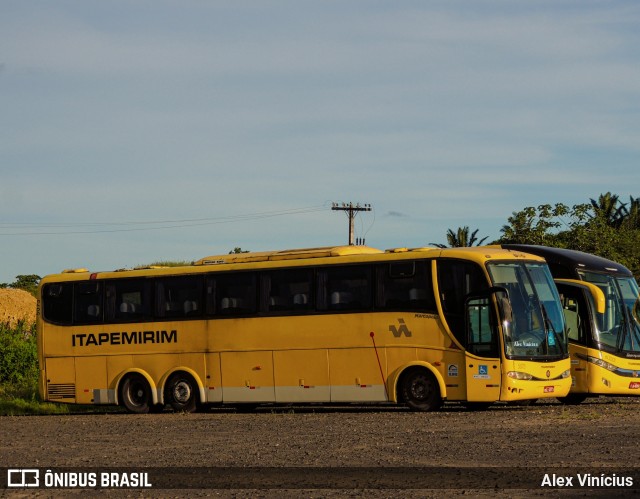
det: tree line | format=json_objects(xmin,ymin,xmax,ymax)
[{"xmin": 434, "ymin": 192, "xmax": 640, "ymax": 278}]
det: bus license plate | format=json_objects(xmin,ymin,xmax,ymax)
[
  {"xmin": 543, "ymin": 386, "xmax": 554, "ymax": 393},
  {"xmin": 630, "ymin": 382, "xmax": 640, "ymax": 390}
]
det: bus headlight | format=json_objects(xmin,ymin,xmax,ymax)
[
  {"xmin": 507, "ymin": 371, "xmax": 533, "ymax": 380},
  {"xmin": 561, "ymin": 369, "xmax": 571, "ymax": 379},
  {"xmin": 588, "ymin": 357, "xmax": 617, "ymax": 372}
]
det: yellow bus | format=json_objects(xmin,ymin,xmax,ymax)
[
  {"xmin": 37, "ymin": 245, "xmax": 571, "ymax": 413},
  {"xmin": 503, "ymin": 245, "xmax": 640, "ymax": 403}
]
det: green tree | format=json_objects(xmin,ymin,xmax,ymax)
[
  {"xmin": 229, "ymin": 247, "xmax": 249, "ymax": 254},
  {"xmin": 589, "ymin": 192, "xmax": 627, "ymax": 228},
  {"xmin": 432, "ymin": 226, "xmax": 488, "ymax": 248},
  {"xmin": 498, "ymin": 204, "xmax": 569, "ymax": 245},
  {"xmin": 5, "ymin": 275, "xmax": 41, "ymax": 296},
  {"xmin": 499, "ymin": 195, "xmax": 640, "ymax": 279},
  {"xmin": 622, "ymin": 196, "xmax": 640, "ymax": 230}
]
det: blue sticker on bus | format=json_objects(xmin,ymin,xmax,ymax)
[
  {"xmin": 478, "ymin": 365, "xmax": 488, "ymax": 376},
  {"xmin": 548, "ymin": 331, "xmax": 556, "ymax": 347}
]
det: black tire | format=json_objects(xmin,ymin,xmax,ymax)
[
  {"xmin": 166, "ymin": 372, "xmax": 198, "ymax": 413},
  {"xmin": 120, "ymin": 373, "xmax": 152, "ymax": 414},
  {"xmin": 557, "ymin": 393, "xmax": 588, "ymax": 405},
  {"xmin": 400, "ymin": 368, "xmax": 442, "ymax": 411}
]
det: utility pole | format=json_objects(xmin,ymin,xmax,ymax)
[{"xmin": 331, "ymin": 202, "xmax": 372, "ymax": 245}]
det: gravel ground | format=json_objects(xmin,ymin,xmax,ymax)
[{"xmin": 2, "ymin": 397, "xmax": 639, "ymax": 497}]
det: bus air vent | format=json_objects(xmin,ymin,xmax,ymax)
[{"xmin": 47, "ymin": 383, "xmax": 76, "ymax": 399}]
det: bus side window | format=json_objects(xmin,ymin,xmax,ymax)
[
  {"xmin": 105, "ymin": 279, "xmax": 152, "ymax": 322},
  {"xmin": 376, "ymin": 260, "xmax": 435, "ymax": 311},
  {"xmin": 74, "ymin": 281, "xmax": 103, "ymax": 324},
  {"xmin": 557, "ymin": 285, "xmax": 589, "ymax": 345},
  {"xmin": 261, "ymin": 269, "xmax": 313, "ymax": 314},
  {"xmin": 214, "ymin": 272, "xmax": 257, "ymax": 316},
  {"xmin": 563, "ymin": 298, "xmax": 580, "ymax": 342},
  {"xmin": 155, "ymin": 276, "xmax": 203, "ymax": 319},
  {"xmin": 43, "ymin": 282, "xmax": 73, "ymax": 325},
  {"xmin": 317, "ymin": 265, "xmax": 372, "ymax": 312},
  {"xmin": 437, "ymin": 260, "xmax": 487, "ymax": 346}
]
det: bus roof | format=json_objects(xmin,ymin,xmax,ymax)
[
  {"xmin": 193, "ymin": 245, "xmax": 385, "ymax": 265},
  {"xmin": 501, "ymin": 244, "xmax": 633, "ymax": 278},
  {"xmin": 41, "ymin": 245, "xmax": 547, "ymax": 283}
]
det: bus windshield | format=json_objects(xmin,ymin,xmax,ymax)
[
  {"xmin": 579, "ymin": 271, "xmax": 640, "ymax": 354},
  {"xmin": 488, "ymin": 262, "xmax": 566, "ymax": 359}
]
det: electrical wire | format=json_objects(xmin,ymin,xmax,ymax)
[{"xmin": 0, "ymin": 205, "xmax": 327, "ymax": 236}]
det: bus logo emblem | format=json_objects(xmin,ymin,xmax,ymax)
[
  {"xmin": 546, "ymin": 370, "xmax": 551, "ymax": 378},
  {"xmin": 389, "ymin": 319, "xmax": 411, "ymax": 338}
]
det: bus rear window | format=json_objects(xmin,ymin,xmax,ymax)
[{"xmin": 43, "ymin": 283, "xmax": 73, "ymax": 325}]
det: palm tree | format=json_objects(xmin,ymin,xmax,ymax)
[
  {"xmin": 432, "ymin": 226, "xmax": 488, "ymax": 248},
  {"xmin": 589, "ymin": 192, "xmax": 627, "ymax": 228},
  {"xmin": 624, "ymin": 196, "xmax": 640, "ymax": 229}
]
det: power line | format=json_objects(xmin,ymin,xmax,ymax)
[{"xmin": 0, "ymin": 205, "xmax": 327, "ymax": 236}]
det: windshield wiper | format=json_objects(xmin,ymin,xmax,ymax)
[
  {"xmin": 617, "ymin": 305, "xmax": 630, "ymax": 353},
  {"xmin": 540, "ymin": 302, "xmax": 565, "ymax": 356}
]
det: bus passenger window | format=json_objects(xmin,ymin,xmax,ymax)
[
  {"xmin": 74, "ymin": 281, "xmax": 103, "ymax": 324},
  {"xmin": 104, "ymin": 279, "xmax": 152, "ymax": 322},
  {"xmin": 213, "ymin": 273, "xmax": 257, "ymax": 315},
  {"xmin": 318, "ymin": 266, "xmax": 372, "ymax": 312},
  {"xmin": 377, "ymin": 260, "xmax": 435, "ymax": 311},
  {"xmin": 261, "ymin": 269, "xmax": 313, "ymax": 313},
  {"xmin": 155, "ymin": 276, "xmax": 203, "ymax": 319}
]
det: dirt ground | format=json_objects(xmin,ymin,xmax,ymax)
[
  {"xmin": 2, "ymin": 397, "xmax": 640, "ymax": 497},
  {"xmin": 0, "ymin": 288, "xmax": 36, "ymax": 325}
]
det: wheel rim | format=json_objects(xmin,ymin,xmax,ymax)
[
  {"xmin": 122, "ymin": 375, "xmax": 151, "ymax": 413},
  {"xmin": 130, "ymin": 381, "xmax": 147, "ymax": 406},
  {"xmin": 173, "ymin": 380, "xmax": 192, "ymax": 404},
  {"xmin": 410, "ymin": 376, "xmax": 429, "ymax": 401}
]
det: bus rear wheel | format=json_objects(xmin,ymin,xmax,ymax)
[
  {"xmin": 166, "ymin": 372, "xmax": 198, "ymax": 413},
  {"xmin": 400, "ymin": 368, "xmax": 442, "ymax": 412},
  {"xmin": 120, "ymin": 373, "xmax": 152, "ymax": 414}
]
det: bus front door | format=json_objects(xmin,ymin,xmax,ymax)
[
  {"xmin": 464, "ymin": 294, "xmax": 501, "ymax": 402},
  {"xmin": 556, "ymin": 282, "xmax": 601, "ymax": 394}
]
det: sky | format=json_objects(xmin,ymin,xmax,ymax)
[{"xmin": 1, "ymin": 1, "xmax": 640, "ymax": 283}]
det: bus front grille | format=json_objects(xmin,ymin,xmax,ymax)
[{"xmin": 48, "ymin": 383, "xmax": 75, "ymax": 399}]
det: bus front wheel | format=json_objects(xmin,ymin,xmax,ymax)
[
  {"xmin": 166, "ymin": 372, "xmax": 198, "ymax": 413},
  {"xmin": 120, "ymin": 373, "xmax": 152, "ymax": 414},
  {"xmin": 400, "ymin": 368, "xmax": 442, "ymax": 412}
]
